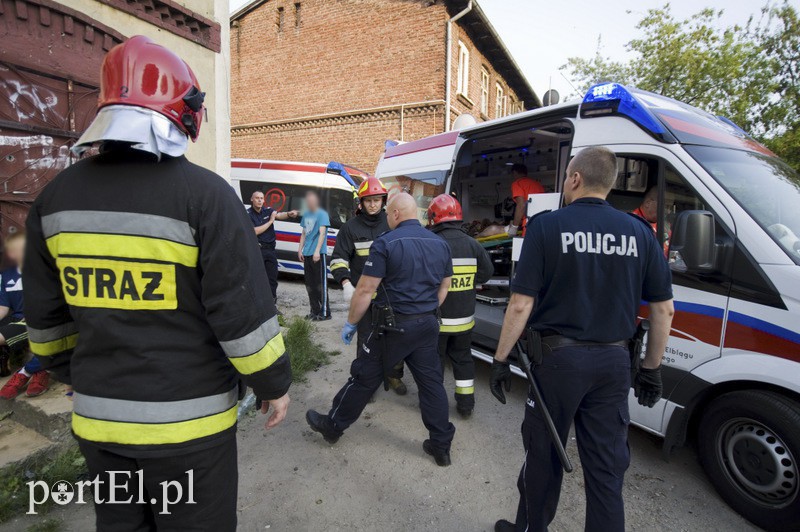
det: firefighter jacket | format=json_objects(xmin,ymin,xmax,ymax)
[
  {"xmin": 24, "ymin": 147, "xmax": 292, "ymax": 456},
  {"xmin": 329, "ymin": 209, "xmax": 389, "ymax": 287},
  {"xmin": 430, "ymin": 222, "xmax": 494, "ymax": 334}
]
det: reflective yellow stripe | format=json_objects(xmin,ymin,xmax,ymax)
[
  {"xmin": 330, "ymin": 262, "xmax": 349, "ymax": 270},
  {"xmin": 228, "ymin": 332, "xmax": 286, "ymax": 375},
  {"xmin": 355, "ymin": 249, "xmax": 370, "ymax": 256},
  {"xmin": 46, "ymin": 233, "xmax": 198, "ymax": 267},
  {"xmin": 439, "ymin": 321, "xmax": 474, "ymax": 333},
  {"xmin": 452, "ymin": 265, "xmax": 478, "ymax": 274},
  {"xmin": 455, "ymin": 386, "xmax": 475, "ymax": 394},
  {"xmin": 29, "ymin": 333, "xmax": 79, "ymax": 356},
  {"xmin": 72, "ymin": 405, "xmax": 237, "ymax": 445}
]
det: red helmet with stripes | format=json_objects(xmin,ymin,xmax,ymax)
[
  {"xmin": 427, "ymin": 194, "xmax": 463, "ymax": 225},
  {"xmin": 357, "ymin": 177, "xmax": 387, "ymax": 199}
]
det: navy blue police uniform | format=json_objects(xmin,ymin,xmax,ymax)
[
  {"xmin": 510, "ymin": 197, "xmax": 672, "ymax": 531},
  {"xmin": 248, "ymin": 205, "xmax": 279, "ymax": 301},
  {"xmin": 326, "ymin": 219, "xmax": 456, "ymax": 451}
]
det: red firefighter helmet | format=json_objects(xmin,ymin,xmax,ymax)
[
  {"xmin": 357, "ymin": 177, "xmax": 388, "ymax": 199},
  {"xmin": 99, "ymin": 35, "xmax": 205, "ymax": 142},
  {"xmin": 427, "ymin": 194, "xmax": 463, "ymax": 225}
]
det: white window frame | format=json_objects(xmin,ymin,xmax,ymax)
[
  {"xmin": 480, "ymin": 68, "xmax": 489, "ymax": 115},
  {"xmin": 495, "ymin": 83, "xmax": 505, "ymax": 118},
  {"xmin": 457, "ymin": 41, "xmax": 470, "ymax": 97}
]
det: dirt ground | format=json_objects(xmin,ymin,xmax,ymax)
[{"xmin": 4, "ymin": 277, "xmax": 759, "ymax": 532}]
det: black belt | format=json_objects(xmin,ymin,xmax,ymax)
[
  {"xmin": 395, "ymin": 310, "xmax": 437, "ymax": 322},
  {"xmin": 541, "ymin": 335, "xmax": 627, "ymax": 351}
]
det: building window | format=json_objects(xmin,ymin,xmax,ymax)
[
  {"xmin": 480, "ymin": 68, "xmax": 489, "ymax": 116},
  {"xmin": 495, "ymin": 83, "xmax": 504, "ymax": 117},
  {"xmin": 277, "ymin": 6, "xmax": 284, "ymax": 32},
  {"xmin": 457, "ymin": 41, "xmax": 470, "ymax": 97},
  {"xmin": 294, "ymin": 3, "xmax": 301, "ymax": 28},
  {"xmin": 508, "ymin": 95, "xmax": 515, "ymax": 115}
]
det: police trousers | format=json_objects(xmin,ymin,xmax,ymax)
[
  {"xmin": 260, "ymin": 244, "xmax": 278, "ymax": 301},
  {"xmin": 438, "ymin": 331, "xmax": 474, "ymax": 407},
  {"xmin": 328, "ymin": 314, "xmax": 455, "ymax": 451},
  {"xmin": 515, "ymin": 345, "xmax": 630, "ymax": 532},
  {"xmin": 78, "ymin": 435, "xmax": 237, "ymax": 532},
  {"xmin": 356, "ymin": 311, "xmax": 403, "ymax": 380}
]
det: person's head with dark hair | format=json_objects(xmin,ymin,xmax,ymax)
[
  {"xmin": 511, "ymin": 163, "xmax": 528, "ymax": 179},
  {"xmin": 305, "ymin": 189, "xmax": 320, "ymax": 212},
  {"xmin": 563, "ymin": 146, "xmax": 618, "ymax": 205}
]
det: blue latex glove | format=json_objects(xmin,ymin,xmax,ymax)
[{"xmin": 341, "ymin": 322, "xmax": 357, "ymax": 345}]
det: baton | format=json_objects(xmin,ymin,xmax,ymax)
[{"xmin": 515, "ymin": 339, "xmax": 574, "ymax": 473}]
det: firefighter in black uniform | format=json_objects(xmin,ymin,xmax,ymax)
[
  {"xmin": 491, "ymin": 146, "xmax": 674, "ymax": 532},
  {"xmin": 306, "ymin": 192, "xmax": 456, "ymax": 466},
  {"xmin": 427, "ymin": 195, "xmax": 493, "ymax": 417},
  {"xmin": 329, "ymin": 177, "xmax": 407, "ymax": 395},
  {"xmin": 23, "ymin": 36, "xmax": 292, "ymax": 532}
]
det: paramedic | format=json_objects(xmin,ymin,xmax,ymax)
[
  {"xmin": 330, "ymin": 177, "xmax": 407, "ymax": 395},
  {"xmin": 23, "ymin": 36, "xmax": 292, "ymax": 531},
  {"xmin": 298, "ymin": 190, "xmax": 331, "ymax": 320},
  {"xmin": 306, "ymin": 193, "xmax": 456, "ymax": 466},
  {"xmin": 508, "ymin": 163, "xmax": 545, "ymax": 236},
  {"xmin": 248, "ymin": 190, "xmax": 298, "ymax": 302},
  {"xmin": 632, "ymin": 187, "xmax": 658, "ymax": 232},
  {"xmin": 427, "ymin": 194, "xmax": 493, "ymax": 417},
  {"xmin": 491, "ymin": 147, "xmax": 674, "ymax": 532}
]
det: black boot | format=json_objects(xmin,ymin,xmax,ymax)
[
  {"xmin": 455, "ymin": 393, "xmax": 474, "ymax": 418},
  {"xmin": 495, "ymin": 519, "xmax": 515, "ymax": 532},
  {"xmin": 0, "ymin": 347, "xmax": 10, "ymax": 377},
  {"xmin": 305, "ymin": 410, "xmax": 341, "ymax": 444},
  {"xmin": 422, "ymin": 439, "xmax": 451, "ymax": 467}
]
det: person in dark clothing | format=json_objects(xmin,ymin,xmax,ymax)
[
  {"xmin": 330, "ymin": 177, "xmax": 407, "ymax": 395},
  {"xmin": 306, "ymin": 193, "xmax": 456, "ymax": 466},
  {"xmin": 23, "ymin": 36, "xmax": 292, "ymax": 532},
  {"xmin": 247, "ymin": 190, "xmax": 298, "ymax": 303},
  {"xmin": 427, "ymin": 195, "xmax": 493, "ymax": 417}
]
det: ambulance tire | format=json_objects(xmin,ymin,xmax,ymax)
[{"xmin": 698, "ymin": 390, "xmax": 800, "ymax": 532}]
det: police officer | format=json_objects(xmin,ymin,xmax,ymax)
[
  {"xmin": 491, "ymin": 146, "xmax": 674, "ymax": 532},
  {"xmin": 23, "ymin": 36, "xmax": 292, "ymax": 531},
  {"xmin": 330, "ymin": 177, "xmax": 407, "ymax": 394},
  {"xmin": 306, "ymin": 192, "xmax": 456, "ymax": 466},
  {"xmin": 427, "ymin": 194, "xmax": 493, "ymax": 417},
  {"xmin": 248, "ymin": 190, "xmax": 298, "ymax": 303}
]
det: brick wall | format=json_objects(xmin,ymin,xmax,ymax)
[
  {"xmin": 448, "ymin": 24, "xmax": 523, "ymax": 126},
  {"xmin": 230, "ymin": 0, "xmax": 531, "ymax": 171}
]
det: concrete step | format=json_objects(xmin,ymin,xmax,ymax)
[
  {"xmin": 0, "ymin": 418, "xmax": 57, "ymax": 470},
  {"xmin": 0, "ymin": 373, "xmax": 73, "ymax": 442}
]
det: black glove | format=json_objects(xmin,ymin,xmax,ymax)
[
  {"xmin": 490, "ymin": 359, "xmax": 512, "ymax": 404},
  {"xmin": 634, "ymin": 366, "xmax": 662, "ymax": 408}
]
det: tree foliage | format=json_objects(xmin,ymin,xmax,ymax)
[{"xmin": 562, "ymin": 2, "xmax": 800, "ymax": 170}]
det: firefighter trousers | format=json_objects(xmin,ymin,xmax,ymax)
[
  {"xmin": 514, "ymin": 345, "xmax": 630, "ymax": 532},
  {"xmin": 328, "ymin": 314, "xmax": 454, "ymax": 451},
  {"xmin": 77, "ymin": 435, "xmax": 237, "ymax": 532},
  {"xmin": 437, "ymin": 331, "xmax": 474, "ymax": 409}
]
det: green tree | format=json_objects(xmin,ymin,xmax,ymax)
[{"xmin": 562, "ymin": 2, "xmax": 800, "ymax": 170}]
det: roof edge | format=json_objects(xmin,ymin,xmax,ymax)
[{"xmin": 231, "ymin": 0, "xmax": 268, "ymax": 22}]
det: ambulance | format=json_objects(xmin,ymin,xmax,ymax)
[
  {"xmin": 230, "ymin": 159, "xmax": 366, "ymax": 274},
  {"xmin": 375, "ymin": 83, "xmax": 800, "ymax": 530}
]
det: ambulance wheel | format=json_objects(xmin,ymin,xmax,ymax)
[{"xmin": 697, "ymin": 390, "xmax": 800, "ymax": 531}]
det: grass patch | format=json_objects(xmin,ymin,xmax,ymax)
[
  {"xmin": 0, "ymin": 446, "xmax": 87, "ymax": 524},
  {"xmin": 283, "ymin": 317, "xmax": 340, "ymax": 382},
  {"xmin": 27, "ymin": 518, "xmax": 62, "ymax": 532}
]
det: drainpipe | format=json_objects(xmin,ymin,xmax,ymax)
[{"xmin": 445, "ymin": 0, "xmax": 472, "ymax": 132}]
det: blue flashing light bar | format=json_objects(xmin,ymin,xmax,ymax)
[
  {"xmin": 581, "ymin": 82, "xmax": 676, "ymax": 143},
  {"xmin": 326, "ymin": 161, "xmax": 357, "ymax": 188}
]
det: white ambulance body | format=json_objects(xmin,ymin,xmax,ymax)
[
  {"xmin": 230, "ymin": 159, "xmax": 364, "ymax": 274},
  {"xmin": 375, "ymin": 83, "xmax": 800, "ymax": 530}
]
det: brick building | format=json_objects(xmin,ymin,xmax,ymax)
[{"xmin": 230, "ymin": 0, "xmax": 539, "ymax": 171}]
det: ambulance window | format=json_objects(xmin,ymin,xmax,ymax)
[
  {"xmin": 327, "ymin": 188, "xmax": 356, "ymax": 229},
  {"xmin": 382, "ymin": 175, "xmax": 445, "ymax": 225}
]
